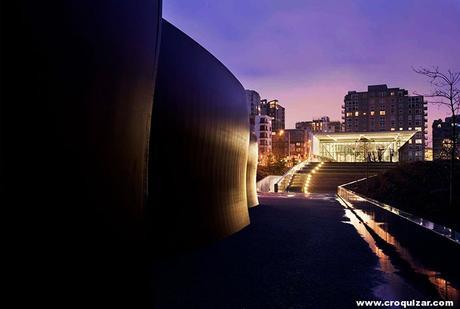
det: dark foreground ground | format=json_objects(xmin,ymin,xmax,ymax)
[{"xmin": 152, "ymin": 194, "xmax": 384, "ymax": 308}]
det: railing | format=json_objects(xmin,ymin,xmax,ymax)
[
  {"xmin": 337, "ymin": 178, "xmax": 460, "ymax": 245},
  {"xmin": 274, "ymin": 160, "xmax": 308, "ymax": 192}
]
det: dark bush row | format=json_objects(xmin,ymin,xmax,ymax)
[{"xmin": 353, "ymin": 161, "xmax": 460, "ymax": 231}]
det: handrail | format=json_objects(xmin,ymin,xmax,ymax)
[
  {"xmin": 274, "ymin": 160, "xmax": 309, "ymax": 192},
  {"xmin": 337, "ymin": 178, "xmax": 460, "ymax": 245}
]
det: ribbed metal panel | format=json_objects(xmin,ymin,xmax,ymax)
[{"xmin": 147, "ymin": 20, "xmax": 250, "ymax": 250}]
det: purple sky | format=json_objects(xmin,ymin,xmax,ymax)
[{"xmin": 163, "ymin": 0, "xmax": 460, "ymax": 145}]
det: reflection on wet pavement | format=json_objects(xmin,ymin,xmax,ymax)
[{"xmin": 337, "ymin": 195, "xmax": 460, "ymax": 303}]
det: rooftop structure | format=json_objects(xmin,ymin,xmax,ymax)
[{"xmin": 311, "ymin": 131, "xmax": 416, "ymax": 162}]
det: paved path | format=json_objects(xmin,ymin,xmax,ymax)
[{"xmin": 152, "ymin": 193, "xmax": 388, "ymax": 308}]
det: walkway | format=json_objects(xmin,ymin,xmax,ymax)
[{"xmin": 153, "ymin": 193, "xmax": 388, "ymax": 308}]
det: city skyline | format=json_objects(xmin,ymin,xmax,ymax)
[{"xmin": 164, "ymin": 0, "xmax": 460, "ymax": 145}]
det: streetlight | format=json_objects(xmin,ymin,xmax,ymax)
[{"xmin": 279, "ymin": 129, "xmax": 290, "ymax": 162}]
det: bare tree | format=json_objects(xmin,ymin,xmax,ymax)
[{"xmin": 413, "ymin": 66, "xmax": 460, "ymax": 208}]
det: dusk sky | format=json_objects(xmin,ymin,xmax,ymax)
[{"xmin": 164, "ymin": 0, "xmax": 460, "ymax": 145}]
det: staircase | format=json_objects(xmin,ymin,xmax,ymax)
[
  {"xmin": 307, "ymin": 162, "xmax": 396, "ymax": 193},
  {"xmin": 286, "ymin": 162, "xmax": 320, "ymax": 192},
  {"xmin": 280, "ymin": 162, "xmax": 396, "ymax": 194}
]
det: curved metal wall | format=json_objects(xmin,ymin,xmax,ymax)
[
  {"xmin": 148, "ymin": 20, "xmax": 250, "ymax": 251},
  {"xmin": 2, "ymin": 1, "xmax": 161, "ymax": 305},
  {"xmin": 247, "ymin": 133, "xmax": 260, "ymax": 207}
]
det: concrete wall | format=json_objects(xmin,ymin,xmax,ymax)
[{"xmin": 257, "ymin": 176, "xmax": 283, "ymax": 192}]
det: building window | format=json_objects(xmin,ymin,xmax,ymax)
[
  {"xmin": 370, "ymin": 111, "xmax": 375, "ymax": 116},
  {"xmin": 390, "ymin": 128, "xmax": 395, "ymax": 131},
  {"xmin": 415, "ymin": 139, "xmax": 423, "ymax": 144},
  {"xmin": 415, "ymin": 127, "xmax": 422, "ymax": 131},
  {"xmin": 380, "ymin": 111, "xmax": 385, "ymax": 115},
  {"xmin": 355, "ymin": 111, "xmax": 359, "ymax": 116},
  {"xmin": 399, "ymin": 127, "xmax": 403, "ymax": 131}
]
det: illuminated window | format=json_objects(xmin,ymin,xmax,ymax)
[
  {"xmin": 408, "ymin": 127, "xmax": 412, "ymax": 130},
  {"xmin": 390, "ymin": 128, "xmax": 395, "ymax": 131},
  {"xmin": 399, "ymin": 127, "xmax": 403, "ymax": 131},
  {"xmin": 355, "ymin": 111, "xmax": 359, "ymax": 116},
  {"xmin": 415, "ymin": 139, "xmax": 422, "ymax": 144},
  {"xmin": 363, "ymin": 112, "xmax": 367, "ymax": 115},
  {"xmin": 346, "ymin": 112, "xmax": 352, "ymax": 117},
  {"xmin": 380, "ymin": 111, "xmax": 385, "ymax": 115},
  {"xmin": 370, "ymin": 111, "xmax": 375, "ymax": 116},
  {"xmin": 415, "ymin": 127, "xmax": 422, "ymax": 131}
]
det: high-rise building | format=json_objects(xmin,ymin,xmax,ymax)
[
  {"xmin": 272, "ymin": 129, "xmax": 309, "ymax": 160},
  {"xmin": 255, "ymin": 114, "xmax": 273, "ymax": 156},
  {"xmin": 260, "ymin": 99, "xmax": 285, "ymax": 132},
  {"xmin": 342, "ymin": 84, "xmax": 427, "ymax": 161},
  {"xmin": 296, "ymin": 116, "xmax": 341, "ymax": 133},
  {"xmin": 245, "ymin": 89, "xmax": 261, "ymax": 134},
  {"xmin": 432, "ymin": 115, "xmax": 460, "ymax": 160}
]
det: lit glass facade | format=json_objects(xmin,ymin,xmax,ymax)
[{"xmin": 312, "ymin": 131, "xmax": 416, "ymax": 162}]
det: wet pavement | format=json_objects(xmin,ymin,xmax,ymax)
[
  {"xmin": 337, "ymin": 191, "xmax": 460, "ymax": 304},
  {"xmin": 152, "ymin": 193, "xmax": 459, "ymax": 308},
  {"xmin": 152, "ymin": 193, "xmax": 374, "ymax": 307}
]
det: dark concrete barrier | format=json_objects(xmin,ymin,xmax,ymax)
[
  {"xmin": 147, "ymin": 20, "xmax": 250, "ymax": 251},
  {"xmin": 247, "ymin": 133, "xmax": 259, "ymax": 207}
]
